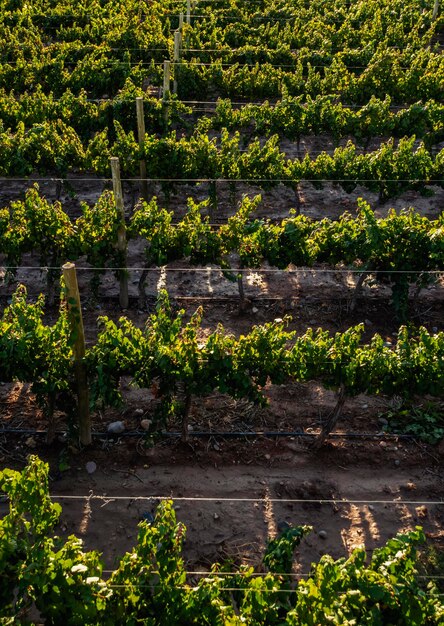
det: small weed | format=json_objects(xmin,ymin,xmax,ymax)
[
  {"xmin": 418, "ymin": 544, "xmax": 444, "ymax": 592},
  {"xmin": 381, "ymin": 402, "xmax": 444, "ymax": 444}
]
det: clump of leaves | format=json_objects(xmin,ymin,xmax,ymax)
[
  {"xmin": 263, "ymin": 525, "xmax": 312, "ymax": 574},
  {"xmin": 382, "ymin": 402, "xmax": 444, "ymax": 444},
  {"xmin": 418, "ymin": 544, "xmax": 444, "ymax": 593}
]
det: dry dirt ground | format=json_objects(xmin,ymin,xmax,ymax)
[{"xmin": 1, "ymin": 440, "xmax": 444, "ymax": 578}]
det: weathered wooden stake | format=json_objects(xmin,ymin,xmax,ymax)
[
  {"xmin": 185, "ymin": 0, "xmax": 191, "ymax": 45},
  {"xmin": 110, "ymin": 157, "xmax": 129, "ymax": 309},
  {"xmin": 237, "ymin": 271, "xmax": 247, "ymax": 312},
  {"xmin": 136, "ymin": 97, "xmax": 148, "ymax": 200},
  {"xmin": 293, "ymin": 183, "xmax": 301, "ymax": 216},
  {"xmin": 163, "ymin": 60, "xmax": 171, "ymax": 124},
  {"xmin": 179, "ymin": 11, "xmax": 184, "ymax": 30},
  {"xmin": 173, "ymin": 30, "xmax": 182, "ymax": 94},
  {"xmin": 433, "ymin": 0, "xmax": 440, "ymax": 20},
  {"xmin": 181, "ymin": 390, "xmax": 193, "ymax": 442},
  {"xmin": 62, "ymin": 262, "xmax": 91, "ymax": 446},
  {"xmin": 163, "ymin": 60, "xmax": 171, "ymax": 98}
]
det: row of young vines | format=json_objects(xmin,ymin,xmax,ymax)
[
  {"xmin": 2, "ymin": 123, "xmax": 444, "ymax": 201},
  {"xmin": 1, "ymin": 283, "xmax": 443, "ymax": 444},
  {"xmin": 2, "ymin": 186, "xmax": 443, "ymax": 318}
]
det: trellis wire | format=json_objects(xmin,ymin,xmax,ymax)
[
  {"xmin": 0, "ymin": 94, "xmax": 432, "ymax": 110},
  {"xmin": 0, "ymin": 178, "xmax": 442, "ymax": 183},
  {"xmin": 0, "ymin": 59, "xmax": 423, "ymax": 69},
  {"xmin": 98, "ymin": 569, "xmax": 444, "ymax": 579},
  {"xmin": 2, "ymin": 266, "xmax": 443, "ymax": 274},
  {"xmin": 48, "ymin": 495, "xmax": 444, "ymax": 504}
]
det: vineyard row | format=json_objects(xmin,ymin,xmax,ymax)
[
  {"xmin": 1, "ymin": 284, "xmax": 443, "ymax": 446},
  {"xmin": 2, "ymin": 187, "xmax": 443, "ymax": 318},
  {"xmin": 2, "ymin": 118, "xmax": 444, "ymax": 206},
  {"xmin": 1, "ymin": 90, "xmax": 444, "ymax": 152}
]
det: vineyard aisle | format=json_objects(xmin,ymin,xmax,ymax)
[{"xmin": 5, "ymin": 454, "xmax": 441, "ymax": 572}]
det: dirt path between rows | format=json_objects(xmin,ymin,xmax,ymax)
[{"xmin": 16, "ymin": 457, "xmax": 442, "ymax": 575}]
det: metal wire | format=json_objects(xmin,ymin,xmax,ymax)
[
  {"xmin": 0, "ymin": 95, "xmax": 429, "ymax": 110},
  {"xmin": 171, "ymin": 61, "xmax": 417, "ymax": 69},
  {"xmin": 101, "ymin": 570, "xmax": 311, "ymax": 577},
  {"xmin": 5, "ymin": 45, "xmax": 433, "ymax": 53},
  {"xmin": 0, "ymin": 58, "xmax": 431, "ymax": 70},
  {"xmin": 90, "ymin": 585, "xmax": 444, "ymax": 594},
  {"xmin": 0, "ymin": 178, "xmax": 442, "ymax": 183},
  {"xmin": 0, "ymin": 428, "xmax": 417, "ymax": 440},
  {"xmin": 48, "ymin": 495, "xmax": 444, "ymax": 504},
  {"xmin": 2, "ymin": 266, "xmax": 443, "ymax": 274},
  {"xmin": 99, "ymin": 569, "xmax": 444, "ymax": 579},
  {"xmin": 0, "ymin": 14, "xmax": 391, "ymax": 23}
]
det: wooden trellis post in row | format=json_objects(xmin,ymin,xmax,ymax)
[
  {"xmin": 62, "ymin": 262, "xmax": 91, "ymax": 446},
  {"xmin": 136, "ymin": 97, "xmax": 148, "ymax": 200},
  {"xmin": 163, "ymin": 60, "xmax": 171, "ymax": 123},
  {"xmin": 173, "ymin": 29, "xmax": 182, "ymax": 94},
  {"xmin": 110, "ymin": 157, "xmax": 129, "ymax": 309}
]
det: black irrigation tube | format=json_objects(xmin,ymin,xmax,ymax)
[{"xmin": 0, "ymin": 428, "xmax": 414, "ymax": 440}]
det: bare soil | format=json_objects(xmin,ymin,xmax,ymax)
[
  {"xmin": 1, "ymin": 378, "xmax": 443, "ymax": 577},
  {"xmin": 1, "ymin": 442, "xmax": 443, "ymax": 577}
]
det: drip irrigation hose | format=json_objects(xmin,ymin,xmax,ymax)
[{"xmin": 0, "ymin": 428, "xmax": 414, "ymax": 440}]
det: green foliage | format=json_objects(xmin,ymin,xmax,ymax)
[
  {"xmin": 0, "ymin": 457, "xmax": 107, "ymax": 624},
  {"xmin": 263, "ymin": 525, "xmax": 312, "ymax": 574},
  {"xmin": 106, "ymin": 499, "xmax": 188, "ymax": 624},
  {"xmin": 211, "ymin": 95, "xmax": 444, "ymax": 148},
  {"xmin": 0, "ymin": 0, "xmax": 442, "ymax": 179},
  {"xmin": 75, "ymin": 189, "xmax": 124, "ymax": 293},
  {"xmin": 2, "ymin": 282, "xmax": 443, "ymax": 438},
  {"xmin": 88, "ymin": 290, "xmax": 295, "ymax": 428},
  {"xmin": 0, "ymin": 285, "xmax": 73, "ymax": 416},
  {"xmin": 383, "ymin": 402, "xmax": 444, "ymax": 444},
  {"xmin": 287, "ymin": 528, "xmax": 444, "ymax": 626},
  {"xmin": 86, "ymin": 289, "xmax": 444, "ymax": 440},
  {"xmin": 0, "ymin": 187, "xmax": 124, "ymax": 297}
]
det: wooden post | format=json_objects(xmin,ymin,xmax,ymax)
[
  {"xmin": 136, "ymin": 97, "xmax": 148, "ymax": 200},
  {"xmin": 185, "ymin": 0, "xmax": 191, "ymax": 46},
  {"xmin": 433, "ymin": 0, "xmax": 439, "ymax": 20},
  {"xmin": 293, "ymin": 183, "xmax": 301, "ymax": 216},
  {"xmin": 163, "ymin": 60, "xmax": 171, "ymax": 125},
  {"xmin": 163, "ymin": 60, "xmax": 171, "ymax": 99},
  {"xmin": 110, "ymin": 157, "xmax": 129, "ymax": 309},
  {"xmin": 62, "ymin": 262, "xmax": 91, "ymax": 446},
  {"xmin": 179, "ymin": 11, "xmax": 184, "ymax": 30},
  {"xmin": 173, "ymin": 30, "xmax": 182, "ymax": 94}
]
